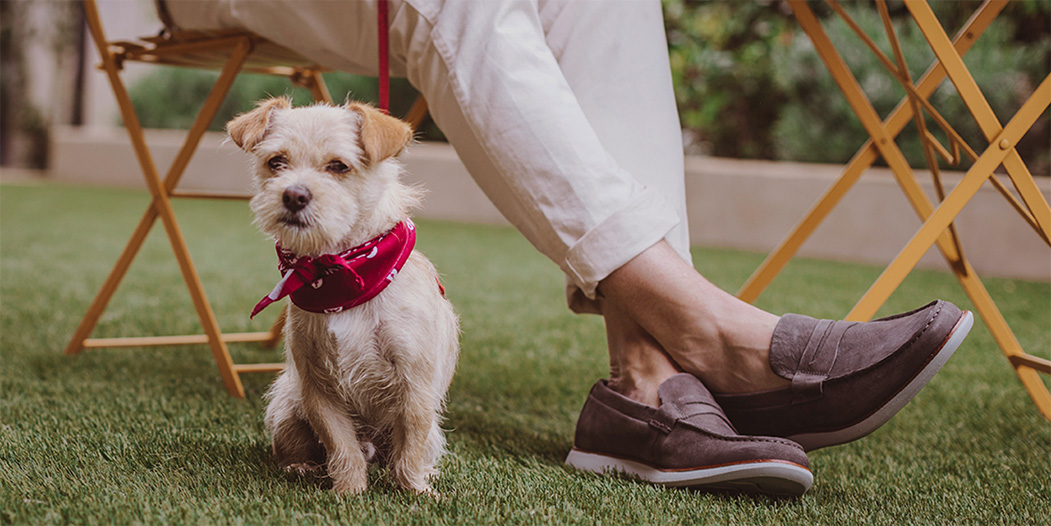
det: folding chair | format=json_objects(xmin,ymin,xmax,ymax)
[
  {"xmin": 737, "ymin": 0, "xmax": 1051, "ymax": 418},
  {"xmin": 67, "ymin": 0, "xmax": 427, "ymax": 397}
]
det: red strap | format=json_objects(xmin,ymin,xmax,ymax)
[{"xmin": 377, "ymin": 0, "xmax": 390, "ymax": 113}]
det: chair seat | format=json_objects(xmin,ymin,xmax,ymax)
[{"xmin": 110, "ymin": 28, "xmax": 326, "ymax": 74}]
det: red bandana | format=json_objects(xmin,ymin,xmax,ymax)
[{"xmin": 251, "ymin": 220, "xmax": 416, "ymax": 318}]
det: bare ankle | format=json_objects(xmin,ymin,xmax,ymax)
[
  {"xmin": 603, "ymin": 302, "xmax": 678, "ymax": 407},
  {"xmin": 607, "ymin": 374, "xmax": 665, "ymax": 407},
  {"xmin": 678, "ymin": 345, "xmax": 788, "ymax": 394},
  {"xmin": 599, "ymin": 241, "xmax": 789, "ymax": 395}
]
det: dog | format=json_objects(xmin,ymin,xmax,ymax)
[{"xmin": 227, "ymin": 97, "xmax": 459, "ymax": 495}]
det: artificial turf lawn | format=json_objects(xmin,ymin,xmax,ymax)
[{"xmin": 1, "ymin": 181, "xmax": 1048, "ymax": 525}]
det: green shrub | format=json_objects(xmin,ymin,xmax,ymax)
[
  {"xmin": 665, "ymin": 0, "xmax": 795, "ymax": 158},
  {"xmin": 665, "ymin": 0, "xmax": 1048, "ymax": 174},
  {"xmin": 769, "ymin": 2, "xmax": 1049, "ymax": 173}
]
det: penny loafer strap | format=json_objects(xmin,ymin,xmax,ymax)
[
  {"xmin": 791, "ymin": 319, "xmax": 854, "ymax": 404},
  {"xmin": 649, "ymin": 397, "xmax": 735, "ymax": 434}
]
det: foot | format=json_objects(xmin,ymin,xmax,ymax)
[
  {"xmin": 599, "ymin": 241, "xmax": 790, "ymax": 394},
  {"xmin": 602, "ymin": 302, "xmax": 681, "ymax": 407},
  {"xmin": 566, "ymin": 374, "xmax": 813, "ymax": 497},
  {"xmin": 713, "ymin": 300, "xmax": 973, "ymax": 451}
]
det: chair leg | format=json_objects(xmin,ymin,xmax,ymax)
[
  {"xmin": 764, "ymin": 0, "xmax": 1050, "ymax": 419},
  {"xmin": 955, "ymin": 261, "xmax": 1051, "ymax": 419},
  {"xmin": 302, "ymin": 69, "xmax": 334, "ymax": 105},
  {"xmin": 845, "ymin": 80, "xmax": 1049, "ymax": 311},
  {"xmin": 906, "ymin": 0, "xmax": 1051, "ymax": 239},
  {"xmin": 71, "ymin": 33, "xmax": 257, "ymax": 397},
  {"xmin": 741, "ymin": 0, "xmax": 1000, "ymax": 303},
  {"xmin": 404, "ymin": 96, "xmax": 430, "ymax": 131},
  {"xmin": 846, "ymin": 75, "xmax": 1051, "ymax": 419},
  {"xmin": 737, "ymin": 148, "xmax": 871, "ymax": 303}
]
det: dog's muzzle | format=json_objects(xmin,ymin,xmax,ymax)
[{"xmin": 283, "ymin": 184, "xmax": 313, "ymax": 213}]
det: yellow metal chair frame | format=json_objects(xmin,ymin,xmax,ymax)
[
  {"xmin": 738, "ymin": 0, "xmax": 1051, "ymax": 418},
  {"xmin": 68, "ymin": 0, "xmax": 428, "ymax": 397}
]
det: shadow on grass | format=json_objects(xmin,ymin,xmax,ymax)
[{"xmin": 444, "ymin": 408, "xmax": 572, "ymax": 466}]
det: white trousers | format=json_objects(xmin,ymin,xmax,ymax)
[{"xmin": 168, "ymin": 0, "xmax": 691, "ymax": 313}]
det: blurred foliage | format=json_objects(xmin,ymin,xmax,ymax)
[
  {"xmin": 665, "ymin": 0, "xmax": 796, "ymax": 158},
  {"xmin": 665, "ymin": 0, "xmax": 1050, "ymax": 174},
  {"xmin": 128, "ymin": 1, "xmax": 1048, "ymax": 174},
  {"xmin": 127, "ymin": 69, "xmax": 443, "ymax": 139}
]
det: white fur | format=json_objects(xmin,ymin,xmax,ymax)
[{"xmin": 230, "ymin": 100, "xmax": 459, "ymax": 495}]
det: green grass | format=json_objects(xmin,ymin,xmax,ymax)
[{"xmin": 1, "ymin": 181, "xmax": 1048, "ymax": 525}]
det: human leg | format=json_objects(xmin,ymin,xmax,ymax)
[
  {"xmin": 397, "ymin": 1, "xmax": 721, "ymax": 405},
  {"xmin": 599, "ymin": 241, "xmax": 788, "ymax": 397},
  {"xmin": 599, "ymin": 300, "xmax": 680, "ymax": 408},
  {"xmin": 400, "ymin": 0, "xmax": 684, "ymax": 303}
]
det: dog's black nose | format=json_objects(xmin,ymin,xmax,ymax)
[{"xmin": 282, "ymin": 185, "xmax": 312, "ymax": 213}]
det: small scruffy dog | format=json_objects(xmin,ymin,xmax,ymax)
[{"xmin": 227, "ymin": 97, "xmax": 459, "ymax": 495}]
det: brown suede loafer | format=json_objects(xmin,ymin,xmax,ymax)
[
  {"xmin": 565, "ymin": 374, "xmax": 813, "ymax": 496},
  {"xmin": 714, "ymin": 300, "xmax": 973, "ymax": 452}
]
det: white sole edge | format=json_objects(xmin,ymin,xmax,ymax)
[
  {"xmin": 565, "ymin": 449, "xmax": 813, "ymax": 497},
  {"xmin": 788, "ymin": 311, "xmax": 974, "ymax": 451}
]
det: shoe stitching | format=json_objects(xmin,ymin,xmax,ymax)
[
  {"xmin": 794, "ymin": 319, "xmax": 832, "ymax": 376},
  {"xmin": 648, "ymin": 418, "xmax": 672, "ymax": 433},
  {"xmin": 784, "ymin": 303, "xmax": 953, "ymax": 435},
  {"xmin": 872, "ymin": 299, "xmax": 938, "ymax": 322},
  {"xmin": 799, "ymin": 320, "xmax": 851, "ymax": 385},
  {"xmin": 713, "ymin": 302, "xmax": 954, "ymax": 440},
  {"xmin": 898, "ymin": 301, "xmax": 943, "ymax": 356},
  {"xmin": 833, "ymin": 301, "xmax": 945, "ymax": 382},
  {"xmin": 675, "ymin": 421, "xmax": 806, "ymax": 449}
]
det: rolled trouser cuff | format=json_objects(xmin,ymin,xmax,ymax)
[{"xmin": 562, "ymin": 185, "xmax": 680, "ymax": 313}]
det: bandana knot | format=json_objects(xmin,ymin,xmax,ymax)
[{"xmin": 252, "ymin": 220, "xmax": 416, "ymax": 317}]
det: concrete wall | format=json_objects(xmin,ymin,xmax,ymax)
[
  {"xmin": 683, "ymin": 157, "xmax": 1051, "ymax": 282},
  {"xmin": 47, "ymin": 125, "xmax": 1050, "ymax": 282}
]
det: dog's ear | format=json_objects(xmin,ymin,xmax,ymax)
[
  {"xmin": 347, "ymin": 103, "xmax": 413, "ymax": 165},
  {"xmin": 227, "ymin": 97, "xmax": 291, "ymax": 151}
]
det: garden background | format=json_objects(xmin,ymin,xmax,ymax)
[{"xmin": 1, "ymin": 1, "xmax": 1049, "ymax": 524}]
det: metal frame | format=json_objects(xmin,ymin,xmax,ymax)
[
  {"xmin": 739, "ymin": 0, "xmax": 1050, "ymax": 418},
  {"xmin": 68, "ymin": 0, "xmax": 428, "ymax": 397}
]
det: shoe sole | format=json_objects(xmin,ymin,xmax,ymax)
[
  {"xmin": 565, "ymin": 449, "xmax": 813, "ymax": 497},
  {"xmin": 787, "ymin": 310, "xmax": 974, "ymax": 452}
]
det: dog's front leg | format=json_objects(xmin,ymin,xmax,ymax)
[
  {"xmin": 300, "ymin": 389, "xmax": 369, "ymax": 495},
  {"xmin": 391, "ymin": 390, "xmax": 445, "ymax": 494},
  {"xmin": 265, "ymin": 371, "xmax": 325, "ymax": 473}
]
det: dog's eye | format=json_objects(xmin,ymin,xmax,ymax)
[
  {"xmin": 326, "ymin": 160, "xmax": 351, "ymax": 175},
  {"xmin": 267, "ymin": 155, "xmax": 289, "ymax": 172}
]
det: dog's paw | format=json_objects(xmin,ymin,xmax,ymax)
[
  {"xmin": 282, "ymin": 462, "xmax": 322, "ymax": 475},
  {"xmin": 331, "ymin": 471, "xmax": 369, "ymax": 496},
  {"xmin": 394, "ymin": 472, "xmax": 437, "ymax": 495},
  {"xmin": 331, "ymin": 479, "xmax": 368, "ymax": 496},
  {"xmin": 417, "ymin": 485, "xmax": 441, "ymax": 500}
]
